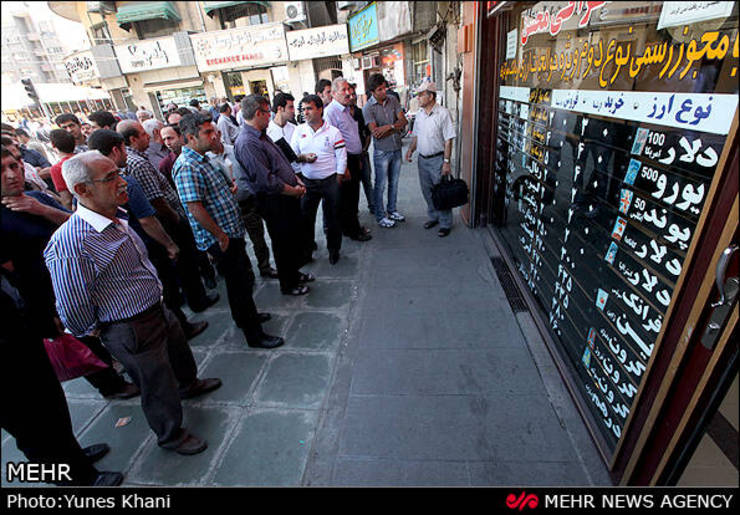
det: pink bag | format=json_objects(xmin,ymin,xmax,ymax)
[{"xmin": 43, "ymin": 333, "xmax": 109, "ymax": 382}]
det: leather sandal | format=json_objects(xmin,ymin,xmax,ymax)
[{"xmin": 298, "ymin": 272, "xmax": 315, "ymax": 283}]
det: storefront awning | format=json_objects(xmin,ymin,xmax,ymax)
[
  {"xmin": 116, "ymin": 1, "xmax": 181, "ymax": 26},
  {"xmin": 202, "ymin": 1, "xmax": 269, "ymax": 20}
]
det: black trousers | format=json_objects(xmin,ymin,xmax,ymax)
[
  {"xmin": 1, "ymin": 335, "xmax": 98, "ymax": 485},
  {"xmin": 76, "ymin": 335, "xmax": 128, "ymax": 396},
  {"xmin": 256, "ymin": 194, "xmax": 303, "ymax": 293},
  {"xmin": 207, "ymin": 238, "xmax": 262, "ymax": 338},
  {"xmin": 163, "ymin": 217, "xmax": 210, "ymax": 310},
  {"xmin": 301, "ymin": 174, "xmax": 341, "ymax": 256},
  {"xmin": 340, "ymin": 153, "xmax": 363, "ymax": 237},
  {"xmin": 238, "ymin": 196, "xmax": 272, "ymax": 273}
]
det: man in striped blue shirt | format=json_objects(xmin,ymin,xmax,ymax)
[{"xmin": 44, "ymin": 151, "xmax": 222, "ymax": 456}]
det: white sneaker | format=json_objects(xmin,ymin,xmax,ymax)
[
  {"xmin": 388, "ymin": 211, "xmax": 405, "ymax": 222},
  {"xmin": 378, "ymin": 217, "xmax": 396, "ymax": 228}
]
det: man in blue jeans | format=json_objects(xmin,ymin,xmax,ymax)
[{"xmin": 362, "ymin": 73, "xmax": 408, "ymax": 228}]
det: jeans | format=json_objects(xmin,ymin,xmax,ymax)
[
  {"xmin": 418, "ymin": 155, "xmax": 453, "ymax": 229},
  {"xmin": 373, "ymin": 149, "xmax": 402, "ymax": 221}
]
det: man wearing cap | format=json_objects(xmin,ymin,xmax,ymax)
[{"xmin": 405, "ymin": 82, "xmax": 456, "ymax": 237}]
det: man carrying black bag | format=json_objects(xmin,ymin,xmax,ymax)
[{"xmin": 405, "ymin": 82, "xmax": 457, "ymax": 237}]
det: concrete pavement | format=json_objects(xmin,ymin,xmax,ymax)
[{"xmin": 2, "ymin": 141, "xmax": 611, "ymax": 487}]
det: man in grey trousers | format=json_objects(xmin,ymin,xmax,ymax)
[{"xmin": 405, "ymin": 82, "xmax": 456, "ymax": 237}]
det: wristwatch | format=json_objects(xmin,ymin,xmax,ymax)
[{"xmin": 443, "ymin": 158, "xmax": 450, "ymax": 163}]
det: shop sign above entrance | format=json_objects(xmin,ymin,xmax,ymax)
[
  {"xmin": 115, "ymin": 37, "xmax": 182, "ymax": 74},
  {"xmin": 190, "ymin": 23, "xmax": 288, "ymax": 73},
  {"xmin": 348, "ymin": 2, "xmax": 379, "ymax": 52},
  {"xmin": 286, "ymin": 24, "xmax": 350, "ymax": 61}
]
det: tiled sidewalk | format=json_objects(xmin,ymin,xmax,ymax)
[{"xmin": 2, "ymin": 142, "xmax": 611, "ymax": 487}]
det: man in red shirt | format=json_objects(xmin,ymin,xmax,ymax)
[{"xmin": 48, "ymin": 130, "xmax": 77, "ymax": 210}]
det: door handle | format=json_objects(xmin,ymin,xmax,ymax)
[{"xmin": 712, "ymin": 244, "xmax": 739, "ymax": 307}]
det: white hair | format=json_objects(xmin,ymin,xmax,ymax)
[
  {"xmin": 331, "ymin": 76, "xmax": 349, "ymax": 93},
  {"xmin": 136, "ymin": 109, "xmax": 153, "ymax": 120},
  {"xmin": 142, "ymin": 118, "xmax": 164, "ymax": 138},
  {"xmin": 62, "ymin": 150, "xmax": 109, "ymax": 197}
]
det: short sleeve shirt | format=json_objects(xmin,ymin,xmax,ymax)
[
  {"xmin": 411, "ymin": 104, "xmax": 456, "ymax": 156},
  {"xmin": 50, "ymin": 156, "xmax": 74, "ymax": 192},
  {"xmin": 362, "ymin": 94, "xmax": 404, "ymax": 152}
]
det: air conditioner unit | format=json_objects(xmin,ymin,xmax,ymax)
[
  {"xmin": 86, "ymin": 1, "xmax": 115, "ymax": 14},
  {"xmin": 284, "ymin": 2, "xmax": 306, "ymax": 24}
]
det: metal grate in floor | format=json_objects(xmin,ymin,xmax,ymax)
[{"xmin": 490, "ymin": 257, "xmax": 529, "ymax": 313}]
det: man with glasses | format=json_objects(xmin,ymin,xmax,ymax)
[
  {"xmin": 234, "ymin": 94, "xmax": 314, "ymax": 296},
  {"xmin": 44, "ymin": 151, "xmax": 222, "ymax": 456},
  {"xmin": 405, "ymin": 82, "xmax": 456, "ymax": 237}
]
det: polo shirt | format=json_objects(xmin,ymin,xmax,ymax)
[
  {"xmin": 363, "ymin": 94, "xmax": 404, "ymax": 152},
  {"xmin": 412, "ymin": 103, "xmax": 456, "ymax": 157},
  {"xmin": 290, "ymin": 121, "xmax": 347, "ymax": 180}
]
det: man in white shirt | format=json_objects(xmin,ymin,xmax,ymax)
[
  {"xmin": 216, "ymin": 103, "xmax": 240, "ymax": 146},
  {"xmin": 266, "ymin": 93, "xmax": 299, "ymax": 173},
  {"xmin": 290, "ymin": 94, "xmax": 347, "ymax": 265},
  {"xmin": 405, "ymin": 82, "xmax": 456, "ymax": 237}
]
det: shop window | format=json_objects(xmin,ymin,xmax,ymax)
[
  {"xmin": 132, "ymin": 17, "xmax": 181, "ymax": 39},
  {"xmin": 411, "ymin": 40, "xmax": 430, "ymax": 87},
  {"xmin": 490, "ymin": 1, "xmax": 739, "ymax": 459}
]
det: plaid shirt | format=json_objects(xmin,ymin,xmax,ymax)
[
  {"xmin": 173, "ymin": 146, "xmax": 244, "ymax": 251},
  {"xmin": 125, "ymin": 146, "xmax": 186, "ymax": 218}
]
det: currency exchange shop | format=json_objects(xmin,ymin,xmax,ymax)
[{"xmin": 469, "ymin": 1, "xmax": 739, "ymax": 484}]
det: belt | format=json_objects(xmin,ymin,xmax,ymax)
[
  {"xmin": 419, "ymin": 151, "xmax": 444, "ymax": 159},
  {"xmin": 107, "ymin": 301, "xmax": 162, "ymax": 325}
]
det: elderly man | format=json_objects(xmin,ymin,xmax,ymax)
[
  {"xmin": 405, "ymin": 82, "xmax": 456, "ymax": 237},
  {"xmin": 142, "ymin": 118, "xmax": 170, "ymax": 169},
  {"xmin": 54, "ymin": 113, "xmax": 88, "ymax": 153},
  {"xmin": 291, "ymin": 94, "xmax": 346, "ymax": 265},
  {"xmin": 324, "ymin": 77, "xmax": 372, "ymax": 242},
  {"xmin": 44, "ymin": 151, "xmax": 222, "ymax": 455},
  {"xmin": 363, "ymin": 73, "xmax": 408, "ymax": 228},
  {"xmin": 117, "ymin": 119, "xmax": 219, "ymax": 313},
  {"xmin": 173, "ymin": 113, "xmax": 282, "ymax": 348},
  {"xmin": 216, "ymin": 103, "xmax": 240, "ymax": 146},
  {"xmin": 136, "ymin": 109, "xmax": 153, "ymax": 124},
  {"xmin": 235, "ymin": 94, "xmax": 314, "ymax": 296}
]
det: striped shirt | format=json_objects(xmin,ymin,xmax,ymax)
[
  {"xmin": 43, "ymin": 202, "xmax": 163, "ymax": 337},
  {"xmin": 125, "ymin": 146, "xmax": 186, "ymax": 218},
  {"xmin": 173, "ymin": 146, "xmax": 245, "ymax": 251},
  {"xmin": 290, "ymin": 121, "xmax": 347, "ymax": 180}
]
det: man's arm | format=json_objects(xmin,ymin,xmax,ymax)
[
  {"xmin": 150, "ymin": 197, "xmax": 180, "ymax": 226},
  {"xmin": 405, "ymin": 136, "xmax": 418, "ymax": 162},
  {"xmin": 45, "ymin": 253, "xmax": 98, "ymax": 337},
  {"xmin": 442, "ymin": 138, "xmax": 453, "ymax": 175},
  {"xmin": 1, "ymin": 193, "xmax": 71, "ymax": 225},
  {"xmin": 138, "ymin": 215, "xmax": 179, "ymax": 260},
  {"xmin": 186, "ymin": 201, "xmax": 229, "ymax": 251}
]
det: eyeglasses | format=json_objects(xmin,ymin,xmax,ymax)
[{"xmin": 89, "ymin": 169, "xmax": 124, "ymax": 184}]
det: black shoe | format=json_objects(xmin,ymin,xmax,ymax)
[
  {"xmin": 258, "ymin": 312, "xmax": 272, "ymax": 323},
  {"xmin": 312, "ymin": 241, "xmax": 318, "ymax": 251},
  {"xmin": 180, "ymin": 378, "xmax": 222, "ymax": 399},
  {"xmin": 190, "ymin": 292, "xmax": 219, "ymax": 313},
  {"xmin": 260, "ymin": 267, "xmax": 279, "ymax": 279},
  {"xmin": 204, "ymin": 275, "xmax": 217, "ymax": 289},
  {"xmin": 103, "ymin": 382, "xmax": 140, "ymax": 400},
  {"xmin": 424, "ymin": 220, "xmax": 439, "ymax": 229},
  {"xmin": 83, "ymin": 443, "xmax": 110, "ymax": 463},
  {"xmin": 92, "ymin": 471, "xmax": 124, "ymax": 486},
  {"xmin": 246, "ymin": 332, "xmax": 285, "ymax": 349},
  {"xmin": 167, "ymin": 433, "xmax": 207, "ymax": 455},
  {"xmin": 350, "ymin": 232, "xmax": 372, "ymax": 242},
  {"xmin": 329, "ymin": 250, "xmax": 340, "ymax": 265},
  {"xmin": 438, "ymin": 228, "xmax": 451, "ymax": 237},
  {"xmin": 298, "ymin": 272, "xmax": 315, "ymax": 283},
  {"xmin": 282, "ymin": 284, "xmax": 310, "ymax": 296},
  {"xmin": 184, "ymin": 320, "xmax": 208, "ymax": 340}
]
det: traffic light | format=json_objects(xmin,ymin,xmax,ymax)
[{"xmin": 21, "ymin": 78, "xmax": 39, "ymax": 102}]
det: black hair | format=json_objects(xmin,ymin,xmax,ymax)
[
  {"xmin": 49, "ymin": 129, "xmax": 76, "ymax": 153},
  {"xmin": 88, "ymin": 110, "xmax": 118, "ymax": 130},
  {"xmin": 272, "ymin": 92, "xmax": 295, "ymax": 113},
  {"xmin": 241, "ymin": 94, "xmax": 270, "ymax": 121},
  {"xmin": 14, "ymin": 128, "xmax": 29, "ymax": 138},
  {"xmin": 117, "ymin": 123, "xmax": 139, "ymax": 147},
  {"xmin": 367, "ymin": 73, "xmax": 387, "ymax": 93},
  {"xmin": 1, "ymin": 135, "xmax": 16, "ymax": 147},
  {"xmin": 163, "ymin": 124, "xmax": 181, "ymax": 136},
  {"xmin": 315, "ymin": 79, "xmax": 332, "ymax": 95},
  {"xmin": 302, "ymin": 94, "xmax": 323, "ymax": 112},
  {"xmin": 179, "ymin": 112, "xmax": 212, "ymax": 140},
  {"xmin": 87, "ymin": 129, "xmax": 124, "ymax": 157},
  {"xmin": 189, "ymin": 99, "xmax": 200, "ymax": 107},
  {"xmin": 54, "ymin": 113, "xmax": 81, "ymax": 127},
  {"xmin": 219, "ymin": 103, "xmax": 231, "ymax": 113}
]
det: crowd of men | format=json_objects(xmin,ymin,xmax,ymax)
[{"xmin": 1, "ymin": 72, "xmax": 456, "ymax": 486}]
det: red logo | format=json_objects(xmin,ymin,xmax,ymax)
[{"xmin": 506, "ymin": 492, "xmax": 539, "ymax": 511}]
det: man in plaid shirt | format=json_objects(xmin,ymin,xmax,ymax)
[
  {"xmin": 173, "ymin": 113, "xmax": 283, "ymax": 349},
  {"xmin": 117, "ymin": 120, "xmax": 218, "ymax": 313}
]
